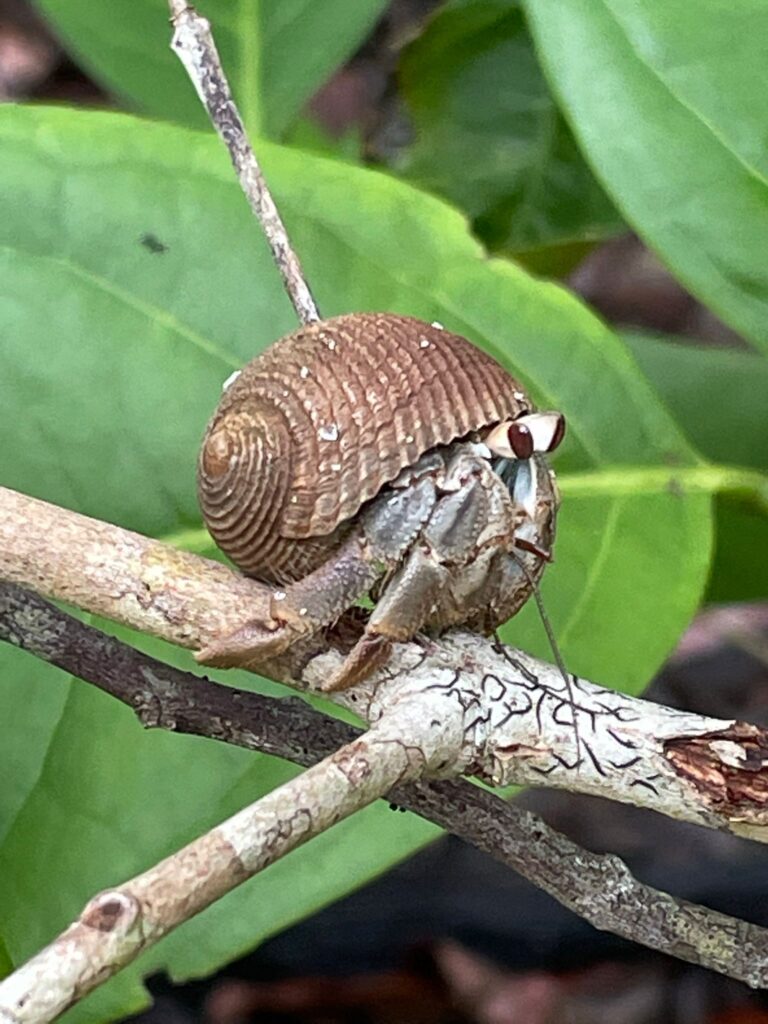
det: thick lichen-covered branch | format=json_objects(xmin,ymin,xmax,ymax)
[{"xmin": 3, "ymin": 485, "xmax": 768, "ymax": 844}]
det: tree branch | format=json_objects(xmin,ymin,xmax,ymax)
[
  {"xmin": 0, "ymin": 580, "xmax": 338, "ymax": 761},
  {"xmin": 2, "ymin": 582, "xmax": 768, "ymax": 1022},
  {"xmin": 167, "ymin": 0, "xmax": 320, "ymax": 325},
  {"xmin": 0, "ymin": 701, "xmax": 435, "ymax": 1022},
  {"xmin": 2, "ymin": 485, "xmax": 768, "ymax": 841}
]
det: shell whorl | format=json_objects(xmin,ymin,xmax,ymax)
[
  {"xmin": 198, "ymin": 312, "xmax": 533, "ymax": 582},
  {"xmin": 198, "ymin": 399, "xmax": 290, "ymax": 578}
]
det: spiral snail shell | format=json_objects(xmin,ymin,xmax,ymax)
[{"xmin": 198, "ymin": 312, "xmax": 536, "ymax": 584}]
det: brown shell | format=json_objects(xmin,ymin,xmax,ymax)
[{"xmin": 198, "ymin": 313, "xmax": 532, "ymax": 582}]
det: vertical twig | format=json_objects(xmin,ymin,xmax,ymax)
[{"xmin": 167, "ymin": 1, "xmax": 320, "ymax": 325}]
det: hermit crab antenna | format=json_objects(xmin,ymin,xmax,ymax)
[{"xmin": 510, "ymin": 553, "xmax": 581, "ymax": 766}]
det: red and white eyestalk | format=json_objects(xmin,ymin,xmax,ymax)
[{"xmin": 485, "ymin": 412, "xmax": 566, "ymax": 460}]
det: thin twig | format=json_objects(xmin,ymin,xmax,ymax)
[
  {"xmin": 0, "ymin": 699, "xmax": 432, "ymax": 1023},
  {"xmin": 0, "ymin": 580, "xmax": 349, "ymax": 759},
  {"xmin": 2, "ymin": 582, "xmax": 768, "ymax": 1017},
  {"xmin": 167, "ymin": 1, "xmax": 320, "ymax": 325}
]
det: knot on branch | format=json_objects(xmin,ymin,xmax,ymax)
[{"xmin": 80, "ymin": 892, "xmax": 139, "ymax": 935}]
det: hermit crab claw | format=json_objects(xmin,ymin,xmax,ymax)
[{"xmin": 485, "ymin": 411, "xmax": 565, "ymax": 460}]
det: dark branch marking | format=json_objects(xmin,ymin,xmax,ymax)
[
  {"xmin": 481, "ymin": 673, "xmax": 507, "ymax": 703},
  {"xmin": 570, "ymin": 674, "xmax": 589, "ymax": 694},
  {"xmin": 608, "ymin": 728, "xmax": 640, "ymax": 749},
  {"xmin": 527, "ymin": 749, "xmax": 584, "ymax": 774},
  {"xmin": 494, "ymin": 693, "xmax": 534, "ymax": 726},
  {"xmin": 581, "ymin": 739, "xmax": 607, "ymax": 778},
  {"xmin": 552, "ymin": 700, "xmax": 577, "ymax": 727},
  {"xmin": 631, "ymin": 778, "xmax": 660, "ymax": 796},
  {"xmin": 611, "ymin": 706, "xmax": 643, "ymax": 724},
  {"xmin": 608, "ymin": 756, "xmax": 643, "ymax": 770},
  {"xmin": 425, "ymin": 670, "xmax": 463, "ymax": 694},
  {"xmin": 464, "ymin": 710, "xmax": 494, "ymax": 735},
  {"xmin": 535, "ymin": 690, "xmax": 548, "ymax": 732},
  {"xmin": 498, "ymin": 648, "xmax": 539, "ymax": 685},
  {"xmin": 505, "ymin": 671, "xmax": 540, "ymax": 693},
  {"xmin": 535, "ymin": 750, "xmax": 582, "ymax": 773}
]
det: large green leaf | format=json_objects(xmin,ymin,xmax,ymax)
[
  {"xmin": 0, "ymin": 105, "xmax": 712, "ymax": 1019},
  {"xmin": 624, "ymin": 334, "xmax": 768, "ymax": 474},
  {"xmin": 586, "ymin": 2, "xmax": 768, "ymax": 181},
  {"xmin": 399, "ymin": 0, "xmax": 621, "ymax": 261},
  {"xmin": 32, "ymin": 0, "xmax": 389, "ymax": 138},
  {"xmin": 623, "ymin": 332, "xmax": 768, "ymax": 604},
  {"xmin": 524, "ymin": 0, "xmax": 768, "ymax": 352}
]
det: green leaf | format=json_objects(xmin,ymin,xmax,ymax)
[
  {"xmin": 32, "ymin": 0, "xmax": 389, "ymax": 138},
  {"xmin": 623, "ymin": 334, "xmax": 768, "ymax": 473},
  {"xmin": 0, "ymin": 105, "xmax": 712, "ymax": 1018},
  {"xmin": 399, "ymin": 0, "xmax": 621, "ymax": 260},
  {"xmin": 623, "ymin": 333, "xmax": 768, "ymax": 604},
  {"xmin": 584, "ymin": 2, "xmax": 768, "ymax": 181},
  {"xmin": 0, "ymin": 934, "xmax": 12, "ymax": 981},
  {"xmin": 524, "ymin": 0, "xmax": 768, "ymax": 351},
  {"xmin": 708, "ymin": 497, "xmax": 768, "ymax": 605}
]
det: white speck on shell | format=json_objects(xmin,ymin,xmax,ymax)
[
  {"xmin": 222, "ymin": 369, "xmax": 241, "ymax": 392},
  {"xmin": 330, "ymin": 462, "xmax": 342, "ymax": 472},
  {"xmin": 290, "ymin": 495, "xmax": 298, "ymax": 504},
  {"xmin": 514, "ymin": 390, "xmax": 526, "ymax": 401},
  {"xmin": 326, "ymin": 338, "xmax": 337, "ymax": 351},
  {"xmin": 300, "ymin": 366, "xmax": 310, "ymax": 379},
  {"xmin": 419, "ymin": 337, "xmax": 431, "ymax": 349},
  {"xmin": 431, "ymin": 320, "xmax": 444, "ymax": 330},
  {"xmin": 273, "ymin": 591, "xmax": 287, "ymax": 601},
  {"xmin": 318, "ymin": 424, "xmax": 340, "ymax": 441},
  {"xmin": 299, "ymin": 607, "xmax": 308, "ymax": 616},
  {"xmin": 405, "ymin": 434, "xmax": 414, "ymax": 444}
]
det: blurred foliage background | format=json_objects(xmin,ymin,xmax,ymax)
[{"xmin": 0, "ymin": 0, "xmax": 766, "ymax": 1020}]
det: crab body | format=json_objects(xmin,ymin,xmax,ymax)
[{"xmin": 196, "ymin": 313, "xmax": 563, "ymax": 689}]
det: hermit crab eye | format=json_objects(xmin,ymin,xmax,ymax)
[
  {"xmin": 541, "ymin": 412, "xmax": 566, "ymax": 453},
  {"xmin": 515, "ymin": 412, "xmax": 566, "ymax": 454},
  {"xmin": 507, "ymin": 421, "xmax": 534, "ymax": 459},
  {"xmin": 485, "ymin": 411, "xmax": 566, "ymax": 459}
]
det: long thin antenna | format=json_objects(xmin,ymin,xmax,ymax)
[
  {"xmin": 512, "ymin": 553, "xmax": 581, "ymax": 765},
  {"xmin": 167, "ymin": 1, "xmax": 320, "ymax": 326}
]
